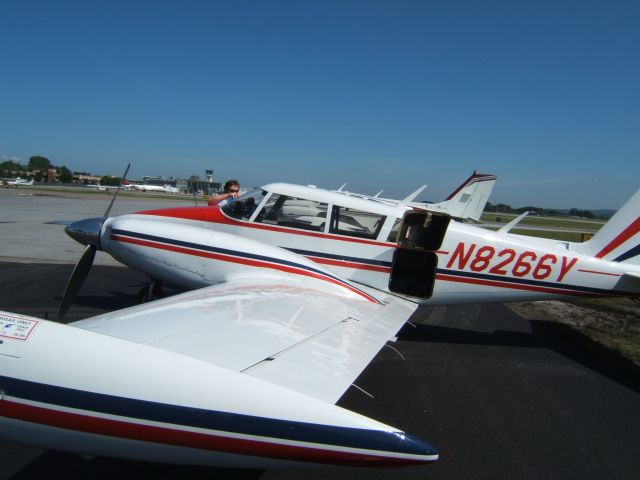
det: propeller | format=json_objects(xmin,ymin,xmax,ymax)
[
  {"xmin": 103, "ymin": 163, "xmax": 130, "ymax": 218},
  {"xmin": 56, "ymin": 244, "xmax": 96, "ymax": 320},
  {"xmin": 56, "ymin": 163, "xmax": 130, "ymax": 321}
]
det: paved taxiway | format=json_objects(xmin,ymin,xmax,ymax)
[{"xmin": 1, "ymin": 188, "xmax": 640, "ymax": 479}]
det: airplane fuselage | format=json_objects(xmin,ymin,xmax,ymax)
[{"xmin": 101, "ymin": 183, "xmax": 639, "ymax": 305}]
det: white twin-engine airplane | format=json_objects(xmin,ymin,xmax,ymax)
[
  {"xmin": 85, "ymin": 181, "xmax": 128, "ymax": 192},
  {"xmin": 4, "ymin": 177, "xmax": 34, "ymax": 187},
  {"xmin": 2, "ymin": 172, "xmax": 640, "ymax": 469},
  {"xmin": 131, "ymin": 183, "xmax": 180, "ymax": 194},
  {"xmin": 86, "ymin": 182, "xmax": 179, "ymax": 194}
]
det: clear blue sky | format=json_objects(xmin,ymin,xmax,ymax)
[{"xmin": 1, "ymin": 0, "xmax": 639, "ymax": 209}]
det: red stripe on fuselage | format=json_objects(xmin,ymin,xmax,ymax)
[
  {"xmin": 111, "ymin": 234, "xmax": 378, "ymax": 303},
  {"xmin": 306, "ymin": 257, "xmax": 391, "ymax": 273},
  {"xmin": 0, "ymin": 400, "xmax": 430, "ymax": 467},
  {"xmin": 436, "ymin": 273, "xmax": 603, "ymax": 297},
  {"xmin": 577, "ymin": 269, "xmax": 621, "ymax": 277}
]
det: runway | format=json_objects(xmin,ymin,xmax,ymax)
[{"xmin": 1, "ymin": 188, "xmax": 640, "ymax": 479}]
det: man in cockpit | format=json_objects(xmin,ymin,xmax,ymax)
[{"xmin": 208, "ymin": 179, "xmax": 240, "ymax": 206}]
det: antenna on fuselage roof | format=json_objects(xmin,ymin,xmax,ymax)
[
  {"xmin": 373, "ymin": 190, "xmax": 383, "ymax": 198},
  {"xmin": 337, "ymin": 182, "xmax": 347, "ymax": 191},
  {"xmin": 402, "ymin": 185, "xmax": 427, "ymax": 203}
]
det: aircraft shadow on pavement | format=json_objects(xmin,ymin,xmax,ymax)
[
  {"xmin": 9, "ymin": 452, "xmax": 264, "ymax": 480},
  {"xmin": 55, "ymin": 288, "xmax": 146, "ymax": 312},
  {"xmin": 59, "ymin": 282, "xmax": 186, "ymax": 317},
  {"xmin": 397, "ymin": 310, "xmax": 640, "ymax": 395}
]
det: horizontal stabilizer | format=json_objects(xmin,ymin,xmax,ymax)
[{"xmin": 614, "ymin": 272, "xmax": 640, "ymax": 295}]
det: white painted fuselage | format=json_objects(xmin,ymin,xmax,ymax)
[{"xmin": 102, "ymin": 183, "xmax": 640, "ymax": 306}]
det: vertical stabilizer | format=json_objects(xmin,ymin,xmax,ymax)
[
  {"xmin": 430, "ymin": 172, "xmax": 496, "ymax": 221},
  {"xmin": 573, "ymin": 189, "xmax": 640, "ymax": 265}
]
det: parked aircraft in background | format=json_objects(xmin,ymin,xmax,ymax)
[
  {"xmin": 84, "ymin": 181, "xmax": 131, "ymax": 192},
  {"xmin": 3, "ymin": 177, "xmax": 34, "ymax": 187},
  {"xmin": 2, "ymin": 171, "xmax": 639, "ymax": 469},
  {"xmin": 131, "ymin": 183, "xmax": 180, "ymax": 194},
  {"xmin": 86, "ymin": 180, "xmax": 181, "ymax": 194}
]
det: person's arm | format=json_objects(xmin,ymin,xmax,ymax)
[{"xmin": 207, "ymin": 192, "xmax": 239, "ymax": 206}]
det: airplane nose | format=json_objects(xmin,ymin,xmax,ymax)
[{"xmin": 64, "ymin": 217, "xmax": 104, "ymax": 249}]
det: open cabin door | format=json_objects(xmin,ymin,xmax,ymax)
[{"xmin": 389, "ymin": 211, "xmax": 450, "ymax": 299}]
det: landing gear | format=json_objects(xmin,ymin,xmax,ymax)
[{"xmin": 136, "ymin": 279, "xmax": 166, "ymax": 303}]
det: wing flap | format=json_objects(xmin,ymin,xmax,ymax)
[{"xmin": 244, "ymin": 294, "xmax": 416, "ymax": 403}]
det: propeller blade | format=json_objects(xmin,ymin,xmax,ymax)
[
  {"xmin": 57, "ymin": 244, "xmax": 96, "ymax": 321},
  {"xmin": 103, "ymin": 162, "xmax": 131, "ymax": 219}
]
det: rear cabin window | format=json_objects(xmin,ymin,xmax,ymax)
[
  {"xmin": 254, "ymin": 194, "xmax": 328, "ymax": 232},
  {"xmin": 329, "ymin": 206, "xmax": 385, "ymax": 240},
  {"xmin": 387, "ymin": 218, "xmax": 402, "ymax": 243}
]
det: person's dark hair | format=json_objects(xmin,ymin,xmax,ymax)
[{"xmin": 223, "ymin": 179, "xmax": 239, "ymax": 193}]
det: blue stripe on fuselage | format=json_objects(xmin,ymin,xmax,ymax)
[
  {"xmin": 436, "ymin": 268, "xmax": 630, "ymax": 296},
  {"xmin": 113, "ymin": 229, "xmax": 626, "ymax": 296},
  {"xmin": 111, "ymin": 229, "xmax": 356, "ymax": 288},
  {"xmin": 283, "ymin": 247, "xmax": 392, "ymax": 268}
]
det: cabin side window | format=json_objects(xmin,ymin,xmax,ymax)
[
  {"xmin": 254, "ymin": 194, "xmax": 328, "ymax": 232},
  {"xmin": 329, "ymin": 205, "xmax": 385, "ymax": 240}
]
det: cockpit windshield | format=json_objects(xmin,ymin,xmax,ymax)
[{"xmin": 220, "ymin": 188, "xmax": 267, "ymax": 220}]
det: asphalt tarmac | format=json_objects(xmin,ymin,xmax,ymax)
[
  {"xmin": 1, "ymin": 263, "xmax": 640, "ymax": 480},
  {"xmin": 1, "ymin": 187, "xmax": 640, "ymax": 479}
]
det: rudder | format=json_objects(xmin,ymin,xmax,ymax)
[{"xmin": 573, "ymin": 189, "xmax": 640, "ymax": 265}]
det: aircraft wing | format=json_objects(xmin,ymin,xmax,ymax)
[{"xmin": 72, "ymin": 276, "xmax": 418, "ymax": 403}]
